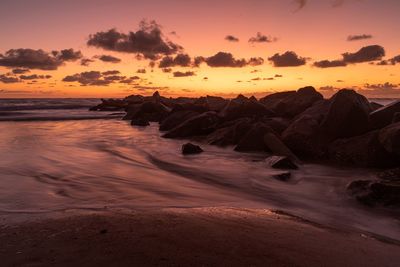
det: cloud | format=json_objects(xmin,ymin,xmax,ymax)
[
  {"xmin": 205, "ymin": 52, "xmax": 247, "ymax": 67},
  {"xmin": 159, "ymin": 53, "xmax": 191, "ymax": 68},
  {"xmin": 132, "ymin": 85, "xmax": 169, "ymax": 91},
  {"xmin": 275, "ymin": 74, "xmax": 283, "ymax": 78},
  {"xmin": 347, "ymin": 34, "xmax": 373, "ymax": 41},
  {"xmin": 268, "ymin": 51, "xmax": 307, "ymax": 67},
  {"xmin": 293, "ymin": 0, "xmax": 307, "ymax": 11},
  {"xmin": 342, "ymin": 45, "xmax": 385, "ymax": 63},
  {"xmin": 62, "ymin": 71, "xmax": 117, "ymax": 86},
  {"xmin": 120, "ymin": 76, "xmax": 141, "ymax": 85},
  {"xmin": 173, "ymin": 71, "xmax": 196, "ymax": 77},
  {"xmin": 248, "ymin": 57, "xmax": 264, "ymax": 66},
  {"xmin": 313, "ymin": 60, "xmax": 347, "ymax": 68},
  {"xmin": 80, "ymin": 58, "xmax": 95, "ymax": 66},
  {"xmin": 357, "ymin": 82, "xmax": 400, "ymax": 97},
  {"xmin": 0, "ymin": 74, "xmax": 20, "ymax": 83},
  {"xmin": 87, "ymin": 20, "xmax": 183, "ymax": 59},
  {"xmin": 97, "ymin": 55, "xmax": 121, "ymax": 63},
  {"xmin": 137, "ymin": 68, "xmax": 146, "ymax": 73},
  {"xmin": 162, "ymin": 68, "xmax": 172, "ymax": 73},
  {"xmin": 225, "ymin": 35, "xmax": 239, "ymax": 42},
  {"xmin": 376, "ymin": 55, "xmax": 400, "ymax": 66},
  {"xmin": 249, "ymin": 32, "xmax": 277, "ymax": 43},
  {"xmin": 0, "ymin": 48, "xmax": 83, "ymax": 70},
  {"xmin": 102, "ymin": 70, "xmax": 120, "ymax": 76},
  {"xmin": 12, "ymin": 68, "xmax": 30, "ymax": 74},
  {"xmin": 20, "ymin": 74, "xmax": 52, "ymax": 80}
]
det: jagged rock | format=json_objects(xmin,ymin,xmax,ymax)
[
  {"xmin": 130, "ymin": 101, "xmax": 171, "ymax": 122},
  {"xmin": 260, "ymin": 117, "xmax": 291, "ymax": 135},
  {"xmin": 159, "ymin": 110, "xmax": 200, "ymax": 131},
  {"xmin": 234, "ymin": 123, "xmax": 273, "ymax": 152},
  {"xmin": 329, "ymin": 130, "xmax": 398, "ymax": 168},
  {"xmin": 207, "ymin": 118, "xmax": 252, "ymax": 146},
  {"xmin": 265, "ymin": 156, "xmax": 298, "ymax": 170},
  {"xmin": 260, "ymin": 87, "xmax": 323, "ymax": 118},
  {"xmin": 123, "ymin": 103, "xmax": 142, "ymax": 120},
  {"xmin": 369, "ymin": 100, "xmax": 400, "ymax": 130},
  {"xmin": 182, "ymin": 143, "xmax": 203, "ymax": 155},
  {"xmin": 273, "ymin": 172, "xmax": 291, "ymax": 181},
  {"xmin": 219, "ymin": 99, "xmax": 274, "ymax": 121},
  {"xmin": 347, "ymin": 180, "xmax": 400, "ymax": 206},
  {"xmin": 263, "ymin": 133, "xmax": 299, "ymax": 162},
  {"xmin": 89, "ymin": 99, "xmax": 127, "ymax": 111},
  {"xmin": 131, "ymin": 118, "xmax": 150, "ymax": 127},
  {"xmin": 124, "ymin": 94, "xmax": 145, "ymax": 104},
  {"xmin": 321, "ymin": 89, "xmax": 371, "ymax": 138},
  {"xmin": 205, "ymin": 96, "xmax": 229, "ymax": 112},
  {"xmin": 370, "ymin": 102, "xmax": 383, "ymax": 111},
  {"xmin": 378, "ymin": 122, "xmax": 400, "ymax": 156},
  {"xmin": 233, "ymin": 94, "xmax": 250, "ymax": 104},
  {"xmin": 163, "ymin": 112, "xmax": 220, "ymax": 138}
]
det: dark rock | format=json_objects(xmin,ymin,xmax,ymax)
[
  {"xmin": 163, "ymin": 112, "xmax": 220, "ymax": 138},
  {"xmin": 205, "ymin": 96, "xmax": 229, "ymax": 112},
  {"xmin": 379, "ymin": 122, "xmax": 400, "ymax": 156},
  {"xmin": 207, "ymin": 118, "xmax": 252, "ymax": 146},
  {"xmin": 123, "ymin": 103, "xmax": 142, "ymax": 120},
  {"xmin": 369, "ymin": 100, "xmax": 400, "ymax": 130},
  {"xmin": 182, "ymin": 143, "xmax": 203, "ymax": 155},
  {"xmin": 329, "ymin": 130, "xmax": 398, "ymax": 168},
  {"xmin": 159, "ymin": 110, "xmax": 200, "ymax": 131},
  {"xmin": 273, "ymin": 172, "xmax": 291, "ymax": 181},
  {"xmin": 321, "ymin": 89, "xmax": 371, "ymax": 138},
  {"xmin": 124, "ymin": 94, "xmax": 145, "ymax": 104},
  {"xmin": 99, "ymin": 229, "xmax": 108, "ymax": 234},
  {"xmin": 233, "ymin": 94, "xmax": 250, "ymax": 104},
  {"xmin": 265, "ymin": 156, "xmax": 298, "ymax": 170},
  {"xmin": 130, "ymin": 101, "xmax": 171, "ymax": 123},
  {"xmin": 234, "ymin": 123, "xmax": 273, "ymax": 152},
  {"xmin": 348, "ymin": 180, "xmax": 400, "ymax": 206},
  {"xmin": 263, "ymin": 133, "xmax": 299, "ymax": 162},
  {"xmin": 393, "ymin": 112, "xmax": 400, "ymax": 123},
  {"xmin": 260, "ymin": 87, "xmax": 323, "ymax": 118},
  {"xmin": 131, "ymin": 118, "xmax": 150, "ymax": 127},
  {"xmin": 377, "ymin": 168, "xmax": 400, "ymax": 182},
  {"xmin": 219, "ymin": 99, "xmax": 274, "ymax": 121},
  {"xmin": 370, "ymin": 102, "xmax": 383, "ymax": 111},
  {"xmin": 260, "ymin": 117, "xmax": 291, "ymax": 135},
  {"xmin": 90, "ymin": 98, "xmax": 127, "ymax": 111}
]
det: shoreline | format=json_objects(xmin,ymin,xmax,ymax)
[{"xmin": 1, "ymin": 207, "xmax": 400, "ymax": 267}]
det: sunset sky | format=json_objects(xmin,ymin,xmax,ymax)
[{"xmin": 0, "ymin": 0, "xmax": 399, "ymax": 98}]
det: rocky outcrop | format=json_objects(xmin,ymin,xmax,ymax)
[
  {"xmin": 234, "ymin": 123, "xmax": 273, "ymax": 152},
  {"xmin": 207, "ymin": 118, "xmax": 252, "ymax": 146},
  {"xmin": 347, "ymin": 180, "xmax": 400, "ymax": 206},
  {"xmin": 369, "ymin": 100, "xmax": 400, "ymax": 130},
  {"xmin": 265, "ymin": 156, "xmax": 298, "ymax": 170},
  {"xmin": 160, "ymin": 110, "xmax": 200, "ymax": 132},
  {"xmin": 89, "ymin": 99, "xmax": 127, "ymax": 111},
  {"xmin": 131, "ymin": 118, "xmax": 150, "ymax": 127},
  {"xmin": 219, "ymin": 99, "xmax": 274, "ymax": 122},
  {"xmin": 182, "ymin": 143, "xmax": 203, "ymax": 155},
  {"xmin": 378, "ymin": 122, "xmax": 400, "ymax": 156}
]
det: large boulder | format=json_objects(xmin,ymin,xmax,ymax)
[
  {"xmin": 131, "ymin": 118, "xmax": 150, "ymax": 127},
  {"xmin": 281, "ymin": 100, "xmax": 331, "ymax": 158},
  {"xmin": 265, "ymin": 156, "xmax": 298, "ymax": 170},
  {"xmin": 263, "ymin": 133, "xmax": 299, "ymax": 162},
  {"xmin": 234, "ymin": 123, "xmax": 273, "ymax": 152},
  {"xmin": 207, "ymin": 118, "xmax": 253, "ymax": 146},
  {"xmin": 219, "ymin": 99, "xmax": 274, "ymax": 121},
  {"xmin": 369, "ymin": 100, "xmax": 400, "ymax": 130},
  {"xmin": 90, "ymin": 98, "xmax": 127, "ymax": 111},
  {"xmin": 260, "ymin": 87, "xmax": 323, "ymax": 118},
  {"xmin": 329, "ymin": 130, "xmax": 398, "ymax": 168},
  {"xmin": 159, "ymin": 110, "xmax": 200, "ymax": 131},
  {"xmin": 205, "ymin": 96, "xmax": 229, "ymax": 112},
  {"xmin": 320, "ymin": 89, "xmax": 371, "ymax": 138},
  {"xmin": 378, "ymin": 122, "xmax": 400, "ymax": 156},
  {"xmin": 163, "ymin": 112, "xmax": 220, "ymax": 138},
  {"xmin": 182, "ymin": 143, "xmax": 203, "ymax": 155},
  {"xmin": 130, "ymin": 101, "xmax": 171, "ymax": 122}
]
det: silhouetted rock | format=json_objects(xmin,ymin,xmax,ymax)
[
  {"xmin": 207, "ymin": 118, "xmax": 252, "ymax": 146},
  {"xmin": 259, "ymin": 91, "xmax": 296, "ymax": 110},
  {"xmin": 393, "ymin": 112, "xmax": 400, "ymax": 123},
  {"xmin": 265, "ymin": 156, "xmax": 298, "ymax": 170},
  {"xmin": 378, "ymin": 168, "xmax": 400, "ymax": 182},
  {"xmin": 260, "ymin": 117, "xmax": 291, "ymax": 135},
  {"xmin": 273, "ymin": 172, "xmax": 291, "ymax": 181},
  {"xmin": 90, "ymin": 99, "xmax": 127, "ymax": 111},
  {"xmin": 378, "ymin": 122, "xmax": 400, "ymax": 156},
  {"xmin": 219, "ymin": 99, "xmax": 274, "ymax": 121},
  {"xmin": 131, "ymin": 118, "xmax": 150, "ymax": 127},
  {"xmin": 369, "ymin": 100, "xmax": 400, "ymax": 130},
  {"xmin": 124, "ymin": 94, "xmax": 145, "ymax": 104},
  {"xmin": 321, "ymin": 89, "xmax": 371, "ymax": 138},
  {"xmin": 234, "ymin": 123, "xmax": 273, "ymax": 152},
  {"xmin": 263, "ymin": 133, "xmax": 299, "ymax": 162},
  {"xmin": 182, "ymin": 143, "xmax": 203, "ymax": 155},
  {"xmin": 131, "ymin": 101, "xmax": 171, "ymax": 122},
  {"xmin": 160, "ymin": 110, "xmax": 200, "ymax": 131},
  {"xmin": 163, "ymin": 112, "xmax": 220, "ymax": 138},
  {"xmin": 347, "ymin": 180, "xmax": 400, "ymax": 206},
  {"xmin": 123, "ymin": 103, "xmax": 142, "ymax": 120},
  {"xmin": 205, "ymin": 96, "xmax": 229, "ymax": 112},
  {"xmin": 370, "ymin": 102, "xmax": 383, "ymax": 111},
  {"xmin": 233, "ymin": 94, "xmax": 250, "ymax": 104}
]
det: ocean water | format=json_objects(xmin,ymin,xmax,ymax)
[{"xmin": 0, "ymin": 98, "xmax": 399, "ymax": 241}]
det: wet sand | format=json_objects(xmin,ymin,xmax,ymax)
[{"xmin": 1, "ymin": 207, "xmax": 399, "ymax": 267}]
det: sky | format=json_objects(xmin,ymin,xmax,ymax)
[{"xmin": 0, "ymin": 0, "xmax": 399, "ymax": 98}]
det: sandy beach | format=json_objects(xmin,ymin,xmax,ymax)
[{"xmin": 1, "ymin": 207, "xmax": 399, "ymax": 267}]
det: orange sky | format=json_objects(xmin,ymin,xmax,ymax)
[{"xmin": 0, "ymin": 0, "xmax": 399, "ymax": 98}]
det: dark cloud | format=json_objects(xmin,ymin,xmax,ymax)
[
  {"xmin": 205, "ymin": 52, "xmax": 247, "ymax": 67},
  {"xmin": 87, "ymin": 20, "xmax": 183, "ymax": 59},
  {"xmin": 162, "ymin": 68, "xmax": 172, "ymax": 73},
  {"xmin": 376, "ymin": 55, "xmax": 400, "ymax": 66},
  {"xmin": 275, "ymin": 74, "xmax": 283, "ymax": 77},
  {"xmin": 347, "ymin": 34, "xmax": 373, "ymax": 41},
  {"xmin": 120, "ymin": 76, "xmax": 141, "ymax": 85},
  {"xmin": 132, "ymin": 85, "xmax": 169, "ymax": 91},
  {"xmin": 159, "ymin": 54, "xmax": 191, "ymax": 68},
  {"xmin": 80, "ymin": 58, "xmax": 95, "ymax": 66},
  {"xmin": 225, "ymin": 35, "xmax": 239, "ymax": 42},
  {"xmin": 20, "ymin": 74, "xmax": 52, "ymax": 80},
  {"xmin": 193, "ymin": 56, "xmax": 206, "ymax": 67},
  {"xmin": 268, "ymin": 51, "xmax": 307, "ymax": 67},
  {"xmin": 264, "ymin": 77, "xmax": 275, "ymax": 80},
  {"xmin": 313, "ymin": 60, "xmax": 347, "ymax": 68},
  {"xmin": 294, "ymin": 0, "xmax": 307, "ymax": 11},
  {"xmin": 0, "ymin": 48, "xmax": 83, "ymax": 70},
  {"xmin": 62, "ymin": 71, "xmax": 115, "ymax": 86},
  {"xmin": 137, "ymin": 68, "xmax": 147, "ymax": 73},
  {"xmin": 0, "ymin": 74, "xmax": 20, "ymax": 83},
  {"xmin": 249, "ymin": 32, "xmax": 277, "ymax": 43},
  {"xmin": 357, "ymin": 82, "xmax": 400, "ymax": 97},
  {"xmin": 342, "ymin": 45, "xmax": 385, "ymax": 63},
  {"xmin": 97, "ymin": 55, "xmax": 121, "ymax": 63},
  {"xmin": 12, "ymin": 68, "xmax": 30, "ymax": 74},
  {"xmin": 248, "ymin": 57, "xmax": 264, "ymax": 66},
  {"xmin": 102, "ymin": 70, "xmax": 120, "ymax": 76},
  {"xmin": 104, "ymin": 75, "xmax": 126, "ymax": 81},
  {"xmin": 173, "ymin": 71, "xmax": 196, "ymax": 77}
]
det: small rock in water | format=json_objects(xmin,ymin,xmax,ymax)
[
  {"xmin": 265, "ymin": 156, "xmax": 298, "ymax": 170},
  {"xmin": 273, "ymin": 172, "xmax": 291, "ymax": 181},
  {"xmin": 131, "ymin": 118, "xmax": 150, "ymax": 127},
  {"xmin": 182, "ymin": 143, "xmax": 203, "ymax": 155}
]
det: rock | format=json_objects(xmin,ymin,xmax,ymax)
[
  {"xmin": 207, "ymin": 118, "xmax": 252, "ymax": 146},
  {"xmin": 233, "ymin": 94, "xmax": 250, "ymax": 104},
  {"xmin": 131, "ymin": 101, "xmax": 171, "ymax": 122},
  {"xmin": 369, "ymin": 100, "xmax": 400, "ymax": 130},
  {"xmin": 370, "ymin": 102, "xmax": 383, "ymax": 111},
  {"xmin": 329, "ymin": 130, "xmax": 398, "ymax": 168},
  {"xmin": 281, "ymin": 100, "xmax": 331, "ymax": 159},
  {"xmin": 273, "ymin": 172, "xmax": 291, "ymax": 181},
  {"xmin": 205, "ymin": 96, "xmax": 229, "ymax": 112},
  {"xmin": 260, "ymin": 87, "xmax": 323, "ymax": 118},
  {"xmin": 377, "ymin": 168, "xmax": 400, "ymax": 182},
  {"xmin": 260, "ymin": 117, "xmax": 291, "ymax": 135},
  {"xmin": 393, "ymin": 112, "xmax": 400, "ymax": 123},
  {"xmin": 219, "ymin": 99, "xmax": 274, "ymax": 121},
  {"xmin": 182, "ymin": 143, "xmax": 203, "ymax": 155},
  {"xmin": 90, "ymin": 98, "xmax": 127, "ymax": 111},
  {"xmin": 159, "ymin": 110, "xmax": 200, "ymax": 131},
  {"xmin": 163, "ymin": 112, "xmax": 220, "ymax": 138},
  {"xmin": 378, "ymin": 122, "xmax": 400, "ymax": 156},
  {"xmin": 124, "ymin": 94, "xmax": 145, "ymax": 104},
  {"xmin": 131, "ymin": 118, "xmax": 150, "ymax": 127},
  {"xmin": 263, "ymin": 133, "xmax": 299, "ymax": 162},
  {"xmin": 265, "ymin": 156, "xmax": 298, "ymax": 170},
  {"xmin": 321, "ymin": 89, "xmax": 371, "ymax": 138},
  {"xmin": 235, "ymin": 123, "xmax": 274, "ymax": 152},
  {"xmin": 347, "ymin": 180, "xmax": 400, "ymax": 206},
  {"xmin": 123, "ymin": 103, "xmax": 142, "ymax": 120}
]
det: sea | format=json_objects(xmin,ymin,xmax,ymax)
[{"xmin": 0, "ymin": 98, "xmax": 399, "ymax": 241}]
